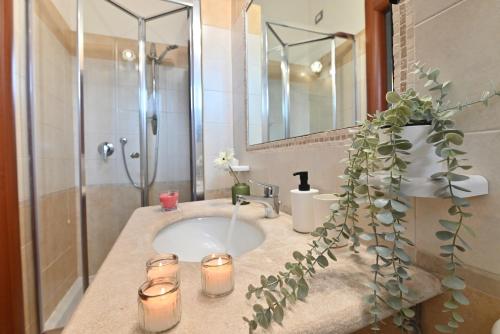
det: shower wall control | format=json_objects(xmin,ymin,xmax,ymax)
[{"xmin": 97, "ymin": 142, "xmax": 114, "ymax": 161}]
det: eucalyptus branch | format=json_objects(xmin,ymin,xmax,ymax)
[
  {"xmin": 414, "ymin": 64, "xmax": 497, "ymax": 333},
  {"xmin": 243, "ymin": 130, "xmax": 372, "ymax": 332},
  {"xmin": 419, "ymin": 64, "xmax": 476, "ymax": 333},
  {"xmin": 242, "ymin": 215, "xmax": 349, "ymax": 332},
  {"xmin": 367, "ymin": 94, "xmax": 416, "ymax": 332}
]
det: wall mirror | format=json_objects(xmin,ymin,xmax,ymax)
[{"xmin": 245, "ymin": 0, "xmax": 368, "ymax": 145}]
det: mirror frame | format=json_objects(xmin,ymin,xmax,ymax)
[{"xmin": 243, "ymin": 0, "xmax": 391, "ymax": 150}]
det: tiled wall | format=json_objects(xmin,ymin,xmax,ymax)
[
  {"xmin": 232, "ymin": 0, "xmax": 500, "ymax": 332},
  {"xmin": 202, "ymin": 0, "xmax": 237, "ymax": 197}
]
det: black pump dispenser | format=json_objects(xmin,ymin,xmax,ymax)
[{"xmin": 293, "ymin": 171, "xmax": 310, "ymax": 191}]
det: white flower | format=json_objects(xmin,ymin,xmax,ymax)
[
  {"xmin": 214, "ymin": 149, "xmax": 241, "ymax": 184},
  {"xmin": 214, "ymin": 149, "xmax": 236, "ymax": 169}
]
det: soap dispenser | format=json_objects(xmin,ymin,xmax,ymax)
[{"xmin": 291, "ymin": 171, "xmax": 319, "ymax": 233}]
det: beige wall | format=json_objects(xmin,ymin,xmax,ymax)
[{"xmin": 232, "ymin": 0, "xmax": 500, "ymax": 332}]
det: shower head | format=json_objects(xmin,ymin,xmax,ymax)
[{"xmin": 157, "ymin": 44, "xmax": 178, "ymax": 63}]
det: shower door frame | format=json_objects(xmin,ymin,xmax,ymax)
[
  {"xmin": 25, "ymin": 0, "xmax": 204, "ymax": 332},
  {"xmin": 77, "ymin": 0, "xmax": 204, "ymax": 285}
]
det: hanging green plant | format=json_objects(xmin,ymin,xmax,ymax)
[{"xmin": 242, "ymin": 64, "xmax": 499, "ymax": 333}]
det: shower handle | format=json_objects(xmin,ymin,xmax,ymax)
[{"xmin": 97, "ymin": 142, "xmax": 114, "ymax": 161}]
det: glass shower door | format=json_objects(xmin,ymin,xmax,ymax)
[
  {"xmin": 24, "ymin": 1, "xmax": 202, "ymax": 332},
  {"xmin": 81, "ymin": 0, "xmax": 193, "ymax": 281}
]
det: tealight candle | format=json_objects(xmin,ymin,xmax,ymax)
[
  {"xmin": 146, "ymin": 254, "xmax": 179, "ymax": 281},
  {"xmin": 201, "ymin": 253, "xmax": 234, "ymax": 297},
  {"xmin": 160, "ymin": 191, "xmax": 179, "ymax": 211},
  {"xmin": 138, "ymin": 278, "xmax": 181, "ymax": 333}
]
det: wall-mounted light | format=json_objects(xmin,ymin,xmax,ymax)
[
  {"xmin": 122, "ymin": 49, "xmax": 136, "ymax": 62},
  {"xmin": 310, "ymin": 60, "xmax": 323, "ymax": 74}
]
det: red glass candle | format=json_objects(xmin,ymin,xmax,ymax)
[{"xmin": 160, "ymin": 191, "xmax": 179, "ymax": 211}]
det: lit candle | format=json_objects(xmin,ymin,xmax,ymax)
[
  {"xmin": 201, "ymin": 253, "xmax": 234, "ymax": 297},
  {"xmin": 160, "ymin": 191, "xmax": 179, "ymax": 211},
  {"xmin": 138, "ymin": 279, "xmax": 181, "ymax": 333},
  {"xmin": 146, "ymin": 254, "xmax": 179, "ymax": 281}
]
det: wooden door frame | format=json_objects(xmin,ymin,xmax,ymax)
[
  {"xmin": 365, "ymin": 0, "xmax": 391, "ymax": 114},
  {"xmin": 0, "ymin": 0, "xmax": 26, "ymax": 333}
]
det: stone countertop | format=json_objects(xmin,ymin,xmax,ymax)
[{"xmin": 64, "ymin": 199, "xmax": 441, "ymax": 334}]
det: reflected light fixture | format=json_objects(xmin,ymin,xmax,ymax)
[
  {"xmin": 122, "ymin": 49, "xmax": 136, "ymax": 62},
  {"xmin": 310, "ymin": 60, "xmax": 323, "ymax": 74}
]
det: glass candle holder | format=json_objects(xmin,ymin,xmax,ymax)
[
  {"xmin": 201, "ymin": 253, "xmax": 234, "ymax": 297},
  {"xmin": 146, "ymin": 254, "xmax": 179, "ymax": 281},
  {"xmin": 138, "ymin": 278, "xmax": 181, "ymax": 333},
  {"xmin": 160, "ymin": 191, "xmax": 179, "ymax": 211}
]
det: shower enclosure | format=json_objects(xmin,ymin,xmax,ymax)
[
  {"xmin": 22, "ymin": 0, "xmax": 203, "ymax": 332},
  {"xmin": 262, "ymin": 21, "xmax": 358, "ymax": 141}
]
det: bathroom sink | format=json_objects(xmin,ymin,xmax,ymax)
[{"xmin": 153, "ymin": 216, "xmax": 265, "ymax": 262}]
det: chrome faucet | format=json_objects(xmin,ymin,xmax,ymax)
[{"xmin": 237, "ymin": 180, "xmax": 280, "ymax": 218}]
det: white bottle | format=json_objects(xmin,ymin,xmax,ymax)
[
  {"xmin": 492, "ymin": 319, "xmax": 500, "ymax": 334},
  {"xmin": 291, "ymin": 171, "xmax": 319, "ymax": 233}
]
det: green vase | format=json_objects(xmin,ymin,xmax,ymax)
[{"xmin": 232, "ymin": 183, "xmax": 250, "ymax": 205}]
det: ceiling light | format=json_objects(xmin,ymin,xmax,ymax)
[
  {"xmin": 310, "ymin": 60, "xmax": 323, "ymax": 74},
  {"xmin": 122, "ymin": 49, "xmax": 136, "ymax": 62}
]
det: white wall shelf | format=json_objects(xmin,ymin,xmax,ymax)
[
  {"xmin": 370, "ymin": 174, "xmax": 488, "ymax": 198},
  {"xmin": 228, "ymin": 165, "xmax": 250, "ymax": 172},
  {"xmin": 401, "ymin": 175, "xmax": 488, "ymax": 198}
]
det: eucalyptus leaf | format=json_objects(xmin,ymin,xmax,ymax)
[
  {"xmin": 375, "ymin": 246, "xmax": 393, "ymax": 258},
  {"xmin": 374, "ymin": 198, "xmax": 389, "ymax": 208},
  {"xmin": 293, "ymin": 251, "xmax": 305, "ymax": 262},
  {"xmin": 395, "ymin": 248, "xmax": 411, "ymax": 262},
  {"xmin": 436, "ymin": 230, "xmax": 454, "ymax": 240},
  {"xmin": 391, "ymin": 200, "xmax": 409, "ymax": 213},
  {"xmin": 376, "ymin": 212, "xmax": 394, "ymax": 225},
  {"xmin": 435, "ymin": 324, "xmax": 453, "ymax": 333},
  {"xmin": 442, "ymin": 275, "xmax": 466, "ymax": 290},
  {"xmin": 452, "ymin": 290, "xmax": 470, "ymax": 305},
  {"xmin": 402, "ymin": 308, "xmax": 415, "ymax": 318},
  {"xmin": 439, "ymin": 219, "xmax": 459, "ymax": 232},
  {"xmin": 452, "ymin": 312, "xmax": 464, "ymax": 323},
  {"xmin": 272, "ymin": 305, "xmax": 284, "ymax": 325},
  {"xmin": 386, "ymin": 91, "xmax": 401, "ymax": 104},
  {"xmin": 387, "ymin": 296, "xmax": 402, "ymax": 310},
  {"xmin": 317, "ymin": 255, "xmax": 329, "ymax": 268},
  {"xmin": 296, "ymin": 278, "xmax": 309, "ymax": 301}
]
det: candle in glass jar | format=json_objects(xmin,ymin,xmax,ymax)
[
  {"xmin": 138, "ymin": 279, "xmax": 181, "ymax": 333},
  {"xmin": 146, "ymin": 254, "xmax": 179, "ymax": 281},
  {"xmin": 160, "ymin": 191, "xmax": 179, "ymax": 211},
  {"xmin": 201, "ymin": 253, "xmax": 234, "ymax": 297}
]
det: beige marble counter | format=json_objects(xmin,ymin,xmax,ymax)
[{"xmin": 64, "ymin": 199, "xmax": 441, "ymax": 334}]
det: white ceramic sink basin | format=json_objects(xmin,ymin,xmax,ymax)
[{"xmin": 153, "ymin": 217, "xmax": 265, "ymax": 262}]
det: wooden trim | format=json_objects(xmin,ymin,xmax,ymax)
[
  {"xmin": 0, "ymin": 0, "xmax": 26, "ymax": 333},
  {"xmin": 365, "ymin": 0, "xmax": 390, "ymax": 114}
]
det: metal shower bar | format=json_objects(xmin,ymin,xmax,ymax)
[
  {"xmin": 104, "ymin": 0, "xmax": 190, "ymax": 21},
  {"xmin": 145, "ymin": 6, "xmax": 188, "ymax": 22},
  {"xmin": 103, "ymin": 0, "xmax": 139, "ymax": 19}
]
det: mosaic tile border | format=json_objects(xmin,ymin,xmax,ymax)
[
  {"xmin": 393, "ymin": 0, "xmax": 416, "ymax": 92},
  {"xmin": 246, "ymin": 127, "xmax": 355, "ymax": 151}
]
